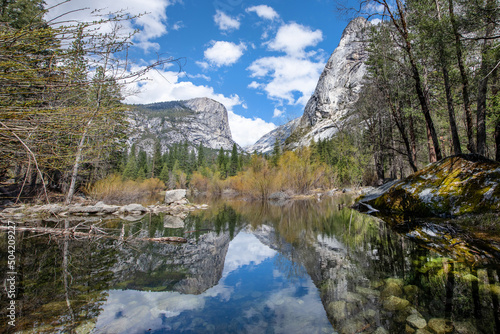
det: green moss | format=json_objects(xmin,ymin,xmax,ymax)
[{"xmin": 366, "ymin": 155, "xmax": 500, "ymax": 217}]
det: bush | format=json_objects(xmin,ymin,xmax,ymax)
[
  {"xmin": 85, "ymin": 175, "xmax": 165, "ymax": 205},
  {"xmin": 190, "ymin": 171, "xmax": 210, "ymax": 192}
]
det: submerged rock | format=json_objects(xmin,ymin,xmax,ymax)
[
  {"xmin": 382, "ymin": 295, "xmax": 410, "ymax": 311},
  {"xmin": 381, "ymin": 280, "xmax": 403, "ymax": 299},
  {"xmin": 406, "ymin": 314, "xmax": 427, "ymax": 329},
  {"xmin": 327, "ymin": 300, "xmax": 347, "ymax": 321},
  {"xmin": 341, "ymin": 318, "xmax": 368, "ymax": 334},
  {"xmin": 427, "ymin": 318, "xmax": 454, "ymax": 334},
  {"xmin": 357, "ymin": 154, "xmax": 500, "ymax": 217},
  {"xmin": 416, "ymin": 329, "xmax": 432, "ymax": 334},
  {"xmin": 374, "ymin": 327, "xmax": 389, "ymax": 334}
]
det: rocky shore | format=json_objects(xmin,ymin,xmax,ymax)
[{"xmin": 0, "ymin": 189, "xmax": 208, "ymax": 221}]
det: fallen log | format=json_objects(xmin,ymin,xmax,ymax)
[{"xmin": 0, "ymin": 225, "xmax": 188, "ymax": 243}]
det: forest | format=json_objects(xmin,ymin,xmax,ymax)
[{"xmin": 0, "ymin": 0, "xmax": 499, "ymax": 204}]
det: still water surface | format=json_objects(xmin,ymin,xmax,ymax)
[{"xmin": 1, "ymin": 196, "xmax": 500, "ymax": 333}]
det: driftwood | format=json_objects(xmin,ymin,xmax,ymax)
[{"xmin": 0, "ymin": 225, "xmax": 187, "ymax": 243}]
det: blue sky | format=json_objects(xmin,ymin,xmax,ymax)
[{"xmin": 46, "ymin": 0, "xmax": 363, "ymax": 147}]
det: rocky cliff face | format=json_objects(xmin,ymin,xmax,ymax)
[
  {"xmin": 301, "ymin": 17, "xmax": 370, "ymax": 128},
  {"xmin": 250, "ymin": 17, "xmax": 370, "ymax": 153},
  {"xmin": 128, "ymin": 97, "xmax": 238, "ymax": 154},
  {"xmin": 296, "ymin": 17, "xmax": 370, "ymax": 146},
  {"xmin": 246, "ymin": 118, "xmax": 301, "ymax": 154}
]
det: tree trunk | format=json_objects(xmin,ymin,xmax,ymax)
[
  {"xmin": 476, "ymin": 0, "xmax": 495, "ymax": 156},
  {"xmin": 375, "ymin": 113, "xmax": 385, "ymax": 183},
  {"xmin": 493, "ymin": 60, "xmax": 500, "ymax": 161},
  {"xmin": 29, "ymin": 169, "xmax": 37, "ymax": 190},
  {"xmin": 442, "ymin": 64, "xmax": 462, "ymax": 155},
  {"xmin": 394, "ymin": 0, "xmax": 442, "ymax": 162},
  {"xmin": 409, "ymin": 112, "xmax": 418, "ymax": 169},
  {"xmin": 65, "ymin": 129, "xmax": 88, "ymax": 204},
  {"xmin": 496, "ymin": 121, "xmax": 500, "ymax": 161},
  {"xmin": 444, "ymin": 260, "xmax": 455, "ymax": 319},
  {"xmin": 448, "ymin": 0, "xmax": 475, "ymax": 153},
  {"xmin": 477, "ymin": 56, "xmax": 490, "ymax": 156},
  {"xmin": 435, "ymin": 0, "xmax": 462, "ymax": 155},
  {"xmin": 388, "ymin": 99, "xmax": 418, "ymax": 173}
]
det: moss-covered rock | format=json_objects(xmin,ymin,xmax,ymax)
[
  {"xmin": 382, "ymin": 295, "xmax": 410, "ymax": 311},
  {"xmin": 360, "ymin": 155, "xmax": 500, "ymax": 217},
  {"xmin": 381, "ymin": 281, "xmax": 403, "ymax": 299},
  {"xmin": 427, "ymin": 318, "xmax": 454, "ymax": 334},
  {"xmin": 327, "ymin": 300, "xmax": 347, "ymax": 321}
]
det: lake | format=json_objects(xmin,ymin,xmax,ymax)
[{"xmin": 1, "ymin": 195, "xmax": 500, "ymax": 333}]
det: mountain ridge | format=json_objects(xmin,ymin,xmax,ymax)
[{"xmin": 127, "ymin": 97, "xmax": 240, "ymax": 154}]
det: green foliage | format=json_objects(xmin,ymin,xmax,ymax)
[
  {"xmin": 271, "ymin": 138, "xmax": 281, "ymax": 167},
  {"xmin": 197, "ymin": 142, "xmax": 205, "ymax": 168},
  {"xmin": 0, "ymin": 0, "xmax": 46, "ymax": 29},
  {"xmin": 354, "ymin": 0, "xmax": 500, "ymax": 179},
  {"xmin": 0, "ymin": 5, "xmax": 174, "ymax": 202},
  {"xmin": 217, "ymin": 147, "xmax": 228, "ymax": 179},
  {"xmin": 313, "ymin": 132, "xmax": 370, "ymax": 186},
  {"xmin": 152, "ymin": 140, "xmax": 163, "ymax": 178},
  {"xmin": 229, "ymin": 144, "xmax": 239, "ymax": 176}
]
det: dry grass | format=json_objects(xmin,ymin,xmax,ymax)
[
  {"xmin": 191, "ymin": 150, "xmax": 338, "ymax": 199},
  {"xmin": 84, "ymin": 175, "xmax": 165, "ymax": 205}
]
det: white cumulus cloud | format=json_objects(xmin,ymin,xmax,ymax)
[
  {"xmin": 204, "ymin": 41, "xmax": 247, "ymax": 67},
  {"xmin": 124, "ymin": 67, "xmax": 242, "ymax": 110},
  {"xmin": 273, "ymin": 108, "xmax": 285, "ymax": 118},
  {"xmin": 246, "ymin": 5, "xmax": 279, "ymax": 20},
  {"xmin": 228, "ymin": 112, "xmax": 277, "ymax": 148},
  {"xmin": 247, "ymin": 21, "xmax": 326, "ymax": 110},
  {"xmin": 267, "ymin": 22, "xmax": 323, "ymax": 57},
  {"xmin": 214, "ymin": 10, "xmax": 241, "ymax": 31},
  {"xmin": 248, "ymin": 56, "xmax": 325, "ymax": 106}
]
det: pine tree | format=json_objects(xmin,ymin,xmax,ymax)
[
  {"xmin": 151, "ymin": 140, "xmax": 163, "ymax": 178},
  {"xmin": 167, "ymin": 146, "xmax": 176, "ymax": 171},
  {"xmin": 137, "ymin": 150, "xmax": 148, "ymax": 176},
  {"xmin": 271, "ymin": 139, "xmax": 281, "ymax": 167},
  {"xmin": 197, "ymin": 142, "xmax": 205, "ymax": 169},
  {"xmin": 1, "ymin": 0, "xmax": 46, "ymax": 29},
  {"xmin": 217, "ymin": 147, "xmax": 228, "ymax": 179},
  {"xmin": 188, "ymin": 149, "xmax": 197, "ymax": 174},
  {"xmin": 179, "ymin": 141, "xmax": 189, "ymax": 172},
  {"xmin": 229, "ymin": 143, "xmax": 239, "ymax": 176},
  {"xmin": 122, "ymin": 146, "xmax": 138, "ymax": 180},
  {"xmin": 136, "ymin": 167, "xmax": 146, "ymax": 181},
  {"xmin": 159, "ymin": 162, "xmax": 169, "ymax": 182}
]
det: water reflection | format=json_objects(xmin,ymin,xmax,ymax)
[
  {"xmin": 1, "ymin": 196, "xmax": 500, "ymax": 333},
  {"xmin": 93, "ymin": 230, "xmax": 331, "ymax": 334}
]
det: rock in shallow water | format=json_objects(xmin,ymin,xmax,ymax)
[
  {"xmin": 356, "ymin": 154, "xmax": 500, "ymax": 217},
  {"xmin": 406, "ymin": 314, "xmax": 427, "ymax": 329},
  {"xmin": 382, "ymin": 295, "xmax": 410, "ymax": 311},
  {"xmin": 427, "ymin": 318, "xmax": 454, "ymax": 334}
]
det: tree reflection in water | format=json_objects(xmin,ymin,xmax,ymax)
[{"xmin": 1, "ymin": 196, "xmax": 499, "ymax": 333}]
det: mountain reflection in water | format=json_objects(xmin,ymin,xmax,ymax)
[{"xmin": 1, "ymin": 196, "xmax": 499, "ymax": 334}]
